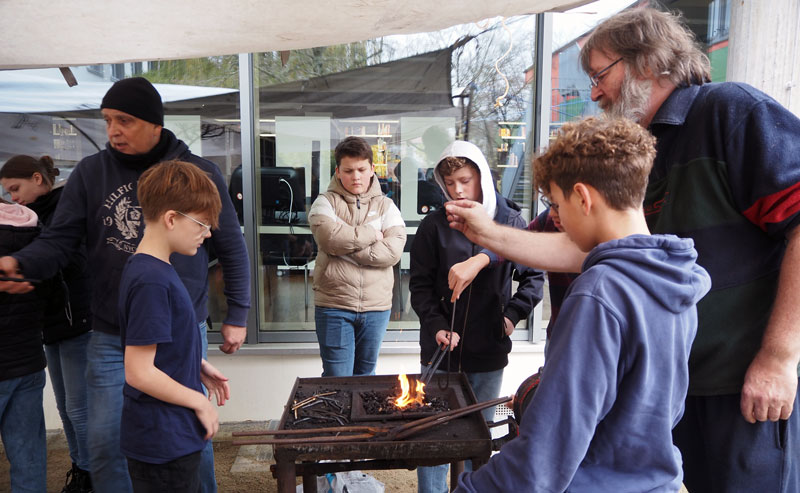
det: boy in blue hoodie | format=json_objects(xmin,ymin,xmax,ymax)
[{"xmin": 455, "ymin": 117, "xmax": 711, "ymax": 493}]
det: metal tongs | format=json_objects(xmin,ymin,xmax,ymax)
[
  {"xmin": 420, "ymin": 299, "xmax": 457, "ymax": 386},
  {"xmin": 0, "ymin": 270, "xmax": 41, "ymax": 284},
  {"xmin": 420, "ymin": 343, "xmax": 448, "ymax": 386}
]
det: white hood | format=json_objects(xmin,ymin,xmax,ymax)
[{"xmin": 433, "ymin": 140, "xmax": 497, "ymax": 219}]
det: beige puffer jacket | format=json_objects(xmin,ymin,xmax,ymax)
[{"xmin": 309, "ymin": 175, "xmax": 406, "ymax": 312}]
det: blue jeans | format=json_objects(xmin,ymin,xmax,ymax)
[
  {"xmin": 0, "ymin": 370, "xmax": 47, "ymax": 493},
  {"xmin": 197, "ymin": 320, "xmax": 217, "ymax": 493},
  {"xmin": 45, "ymin": 331, "xmax": 91, "ymax": 470},
  {"xmin": 417, "ymin": 368, "xmax": 504, "ymax": 493},
  {"xmin": 86, "ymin": 330, "xmax": 132, "ymax": 493},
  {"xmin": 87, "ymin": 325, "xmax": 217, "ymax": 493},
  {"xmin": 314, "ymin": 307, "xmax": 389, "ymax": 376}
]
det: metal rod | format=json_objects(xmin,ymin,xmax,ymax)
[
  {"xmin": 233, "ymin": 433, "xmax": 376, "ymax": 446},
  {"xmin": 388, "ymin": 396, "xmax": 512, "ymax": 441},
  {"xmin": 0, "ymin": 276, "xmax": 41, "ymax": 284},
  {"xmin": 233, "ymin": 425, "xmax": 386, "ymax": 437}
]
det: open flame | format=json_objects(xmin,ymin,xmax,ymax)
[{"xmin": 395, "ymin": 373, "xmax": 426, "ymax": 409}]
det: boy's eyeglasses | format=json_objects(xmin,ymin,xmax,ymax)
[
  {"xmin": 176, "ymin": 211, "xmax": 212, "ymax": 234},
  {"xmin": 540, "ymin": 195, "xmax": 559, "ymax": 212},
  {"xmin": 589, "ymin": 57, "xmax": 623, "ymax": 88}
]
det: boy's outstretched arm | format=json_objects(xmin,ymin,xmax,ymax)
[
  {"xmin": 201, "ymin": 359, "xmax": 230, "ymax": 406},
  {"xmin": 125, "ymin": 345, "xmax": 219, "ymax": 440},
  {"xmin": 448, "ymin": 253, "xmax": 490, "ymax": 302},
  {"xmin": 446, "ymin": 200, "xmax": 586, "ymax": 273}
]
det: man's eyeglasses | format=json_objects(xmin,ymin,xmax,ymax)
[
  {"xmin": 589, "ymin": 57, "xmax": 623, "ymax": 88},
  {"xmin": 176, "ymin": 211, "xmax": 212, "ymax": 234}
]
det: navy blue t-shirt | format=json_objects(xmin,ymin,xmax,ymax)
[{"xmin": 118, "ymin": 253, "xmax": 206, "ymax": 464}]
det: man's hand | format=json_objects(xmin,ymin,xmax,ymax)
[
  {"xmin": 445, "ymin": 200, "xmax": 495, "ymax": 245},
  {"xmin": 503, "ymin": 317, "xmax": 515, "ymax": 337},
  {"xmin": 200, "ymin": 360, "xmax": 231, "ymax": 406},
  {"xmin": 435, "ymin": 330, "xmax": 460, "ymax": 350},
  {"xmin": 740, "ymin": 349, "xmax": 798, "ymax": 423},
  {"xmin": 219, "ymin": 324, "xmax": 246, "ymax": 354},
  {"xmin": 0, "ymin": 256, "xmax": 33, "ymax": 294},
  {"xmin": 448, "ymin": 254, "xmax": 489, "ymax": 302}
]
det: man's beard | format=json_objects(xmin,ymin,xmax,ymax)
[{"xmin": 601, "ymin": 67, "xmax": 652, "ymax": 123}]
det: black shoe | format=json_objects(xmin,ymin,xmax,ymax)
[
  {"xmin": 61, "ymin": 463, "xmax": 93, "ymax": 493},
  {"xmin": 75, "ymin": 466, "xmax": 93, "ymax": 493},
  {"xmin": 60, "ymin": 463, "xmax": 79, "ymax": 493}
]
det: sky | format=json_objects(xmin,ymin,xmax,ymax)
[{"xmin": 552, "ymin": 0, "xmax": 635, "ymax": 49}]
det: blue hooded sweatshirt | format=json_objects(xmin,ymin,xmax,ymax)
[{"xmin": 456, "ymin": 234, "xmax": 711, "ymax": 493}]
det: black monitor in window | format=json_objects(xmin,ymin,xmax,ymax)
[
  {"xmin": 229, "ymin": 166, "xmax": 307, "ymax": 224},
  {"xmin": 261, "ymin": 166, "xmax": 306, "ymax": 223}
]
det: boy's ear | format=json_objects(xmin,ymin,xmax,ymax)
[
  {"xmin": 163, "ymin": 210, "xmax": 178, "ymax": 230},
  {"xmin": 573, "ymin": 183, "xmax": 593, "ymax": 216}
]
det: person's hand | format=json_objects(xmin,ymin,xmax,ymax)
[
  {"xmin": 219, "ymin": 324, "xmax": 246, "ymax": 354},
  {"xmin": 201, "ymin": 360, "xmax": 231, "ymax": 406},
  {"xmin": 740, "ymin": 349, "xmax": 798, "ymax": 423},
  {"xmin": 375, "ymin": 230, "xmax": 384, "ymax": 241},
  {"xmin": 0, "ymin": 256, "xmax": 33, "ymax": 294},
  {"xmin": 435, "ymin": 330, "xmax": 460, "ymax": 350},
  {"xmin": 503, "ymin": 317, "xmax": 515, "ymax": 337},
  {"xmin": 194, "ymin": 397, "xmax": 220, "ymax": 440},
  {"xmin": 445, "ymin": 200, "xmax": 494, "ymax": 245},
  {"xmin": 448, "ymin": 254, "xmax": 489, "ymax": 302}
]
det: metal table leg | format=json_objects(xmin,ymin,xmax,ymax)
[
  {"xmin": 302, "ymin": 471, "xmax": 318, "ymax": 493},
  {"xmin": 450, "ymin": 460, "xmax": 464, "ymax": 492},
  {"xmin": 276, "ymin": 460, "xmax": 297, "ymax": 493}
]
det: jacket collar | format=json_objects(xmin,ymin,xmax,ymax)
[
  {"xmin": 326, "ymin": 173, "xmax": 383, "ymax": 203},
  {"xmin": 649, "ymin": 84, "xmax": 702, "ymax": 128}
]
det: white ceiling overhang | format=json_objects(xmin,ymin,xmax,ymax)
[{"xmin": 0, "ymin": 0, "xmax": 591, "ymax": 69}]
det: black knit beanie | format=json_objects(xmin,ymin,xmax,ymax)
[{"xmin": 100, "ymin": 77, "xmax": 164, "ymax": 126}]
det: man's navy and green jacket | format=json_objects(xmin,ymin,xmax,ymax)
[{"xmin": 644, "ymin": 82, "xmax": 800, "ymax": 395}]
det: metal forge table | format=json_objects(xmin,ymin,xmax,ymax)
[{"xmin": 238, "ymin": 374, "xmax": 493, "ymax": 493}]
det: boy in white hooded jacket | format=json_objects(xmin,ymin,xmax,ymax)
[{"xmin": 410, "ymin": 141, "xmax": 544, "ymax": 493}]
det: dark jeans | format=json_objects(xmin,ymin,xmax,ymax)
[
  {"xmin": 127, "ymin": 451, "xmax": 202, "ymax": 493},
  {"xmin": 673, "ymin": 380, "xmax": 800, "ymax": 493}
]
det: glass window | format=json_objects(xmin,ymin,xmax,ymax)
[{"xmin": 245, "ymin": 19, "xmax": 540, "ymax": 341}]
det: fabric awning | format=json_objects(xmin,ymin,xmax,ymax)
[{"xmin": 0, "ymin": 0, "xmax": 590, "ymax": 69}]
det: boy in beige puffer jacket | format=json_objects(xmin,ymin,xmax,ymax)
[{"xmin": 308, "ymin": 137, "xmax": 406, "ymax": 376}]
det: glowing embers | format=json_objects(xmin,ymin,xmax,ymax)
[{"xmin": 351, "ymin": 373, "xmax": 460, "ymax": 422}]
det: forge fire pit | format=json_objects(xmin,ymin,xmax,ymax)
[
  {"xmin": 351, "ymin": 384, "xmax": 463, "ymax": 421},
  {"xmin": 235, "ymin": 373, "xmax": 493, "ymax": 493}
]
